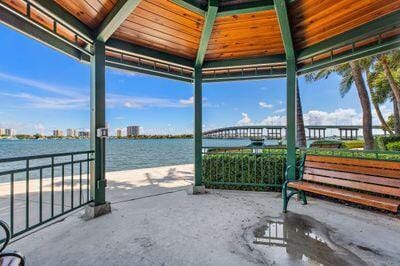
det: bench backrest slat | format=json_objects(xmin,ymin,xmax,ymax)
[
  {"xmin": 304, "ymin": 173, "xmax": 400, "ymax": 197},
  {"xmin": 305, "ymin": 161, "xmax": 400, "ymax": 179},
  {"xmin": 304, "ymin": 168, "xmax": 400, "ymax": 188},
  {"xmin": 303, "ymin": 155, "xmax": 400, "ymax": 197}
]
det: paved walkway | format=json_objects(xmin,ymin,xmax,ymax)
[{"xmin": 2, "ymin": 164, "xmax": 400, "ymax": 265}]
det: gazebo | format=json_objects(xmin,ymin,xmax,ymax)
[{"xmin": 0, "ymin": 0, "xmax": 399, "ymax": 216}]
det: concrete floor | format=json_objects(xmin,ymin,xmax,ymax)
[{"xmin": 4, "ymin": 164, "xmax": 400, "ymax": 266}]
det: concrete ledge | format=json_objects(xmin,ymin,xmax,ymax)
[
  {"xmin": 84, "ymin": 202, "xmax": 111, "ymax": 219},
  {"xmin": 187, "ymin": 185, "xmax": 206, "ymax": 195}
]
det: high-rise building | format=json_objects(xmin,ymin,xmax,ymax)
[
  {"xmin": 127, "ymin": 126, "xmax": 140, "ymax": 137},
  {"xmin": 115, "ymin": 129, "xmax": 123, "ymax": 138},
  {"xmin": 78, "ymin": 131, "xmax": 90, "ymax": 139},
  {"xmin": 2, "ymin": 128, "xmax": 16, "ymax": 136},
  {"xmin": 53, "ymin": 130, "xmax": 64, "ymax": 137},
  {"xmin": 67, "ymin": 129, "xmax": 77, "ymax": 138}
]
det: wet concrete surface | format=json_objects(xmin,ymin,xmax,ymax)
[{"xmin": 244, "ymin": 212, "xmax": 366, "ymax": 265}]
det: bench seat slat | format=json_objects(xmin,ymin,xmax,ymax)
[
  {"xmin": 288, "ymin": 181, "xmax": 400, "ymax": 212},
  {"xmin": 304, "ymin": 168, "xmax": 400, "ymax": 188},
  {"xmin": 303, "ymin": 173, "xmax": 400, "ymax": 197},
  {"xmin": 305, "ymin": 161, "xmax": 400, "ymax": 179},
  {"xmin": 307, "ymin": 155, "xmax": 400, "ymax": 170}
]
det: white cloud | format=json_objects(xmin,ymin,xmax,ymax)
[
  {"xmin": 259, "ymin": 101, "xmax": 273, "ymax": 109},
  {"xmin": 0, "ymin": 92, "xmax": 89, "ymax": 110},
  {"xmin": 261, "ymin": 115, "xmax": 286, "ymax": 125},
  {"xmin": 274, "ymin": 108, "xmax": 286, "ymax": 114},
  {"xmin": 179, "ymin": 96, "xmax": 194, "ymax": 106},
  {"xmin": 237, "ymin": 112, "xmax": 252, "ymax": 125},
  {"xmin": 303, "ymin": 108, "xmax": 360, "ymax": 125},
  {"xmin": 0, "ymin": 71, "xmax": 85, "ymax": 98}
]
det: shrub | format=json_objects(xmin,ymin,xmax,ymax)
[
  {"xmin": 376, "ymin": 135, "xmax": 400, "ymax": 150},
  {"xmin": 386, "ymin": 141, "xmax": 400, "ymax": 151},
  {"xmin": 202, "ymin": 154, "xmax": 286, "ymax": 191},
  {"xmin": 310, "ymin": 140, "xmax": 343, "ymax": 148},
  {"xmin": 341, "ymin": 140, "xmax": 365, "ymax": 149}
]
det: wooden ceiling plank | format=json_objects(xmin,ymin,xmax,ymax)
[
  {"xmin": 131, "ymin": 7, "xmax": 202, "ymax": 37},
  {"xmin": 33, "ymin": 0, "xmax": 94, "ymax": 38},
  {"xmin": 123, "ymin": 15, "xmax": 200, "ymax": 44},
  {"xmin": 117, "ymin": 22, "xmax": 200, "ymax": 48}
]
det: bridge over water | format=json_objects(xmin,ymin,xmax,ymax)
[{"xmin": 203, "ymin": 125, "xmax": 384, "ymax": 140}]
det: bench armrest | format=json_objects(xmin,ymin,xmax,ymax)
[
  {"xmin": 284, "ymin": 154, "xmax": 306, "ymax": 182},
  {"xmin": 0, "ymin": 220, "xmax": 10, "ymax": 253}
]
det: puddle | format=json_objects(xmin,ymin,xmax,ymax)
[{"xmin": 245, "ymin": 213, "xmax": 365, "ymax": 265}]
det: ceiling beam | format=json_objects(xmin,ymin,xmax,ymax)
[
  {"xmin": 274, "ymin": 0, "xmax": 295, "ymax": 60},
  {"xmin": 95, "ymin": 0, "xmax": 142, "ymax": 42},
  {"xmin": 106, "ymin": 38, "xmax": 194, "ymax": 68},
  {"xmin": 297, "ymin": 35, "xmax": 400, "ymax": 75},
  {"xmin": 0, "ymin": 5, "xmax": 87, "ymax": 61},
  {"xmin": 106, "ymin": 57, "xmax": 193, "ymax": 83},
  {"xmin": 202, "ymin": 55, "xmax": 286, "ymax": 69},
  {"xmin": 297, "ymin": 10, "xmax": 400, "ymax": 60},
  {"xmin": 217, "ymin": 1, "xmax": 274, "ymax": 17},
  {"xmin": 203, "ymin": 68, "xmax": 286, "ymax": 83},
  {"xmin": 31, "ymin": 0, "xmax": 93, "ymax": 40},
  {"xmin": 195, "ymin": 0, "xmax": 218, "ymax": 67},
  {"xmin": 171, "ymin": 0, "xmax": 205, "ymax": 16}
]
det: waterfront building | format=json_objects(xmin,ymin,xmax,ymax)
[
  {"xmin": 115, "ymin": 129, "xmax": 122, "ymax": 138},
  {"xmin": 67, "ymin": 128, "xmax": 77, "ymax": 138},
  {"xmin": 53, "ymin": 130, "xmax": 64, "ymax": 138},
  {"xmin": 78, "ymin": 131, "xmax": 90, "ymax": 139},
  {"xmin": 1, "ymin": 128, "xmax": 16, "ymax": 136},
  {"xmin": 127, "ymin": 126, "xmax": 140, "ymax": 137}
]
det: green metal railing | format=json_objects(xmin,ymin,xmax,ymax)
[
  {"xmin": 0, "ymin": 151, "xmax": 94, "ymax": 240},
  {"xmin": 202, "ymin": 147, "xmax": 287, "ymax": 190},
  {"xmin": 301, "ymin": 148, "xmax": 400, "ymax": 161}
]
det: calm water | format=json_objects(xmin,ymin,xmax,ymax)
[{"xmin": 0, "ymin": 138, "xmax": 253, "ymax": 172}]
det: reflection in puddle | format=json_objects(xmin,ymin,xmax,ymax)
[{"xmin": 250, "ymin": 213, "xmax": 365, "ymax": 265}]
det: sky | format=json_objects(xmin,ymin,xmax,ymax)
[{"xmin": 0, "ymin": 24, "xmax": 393, "ymax": 136}]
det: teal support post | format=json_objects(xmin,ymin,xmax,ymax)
[
  {"xmin": 194, "ymin": 66, "xmax": 203, "ymax": 187},
  {"xmin": 286, "ymin": 59, "xmax": 297, "ymax": 180},
  {"xmin": 88, "ymin": 40, "xmax": 110, "ymax": 215}
]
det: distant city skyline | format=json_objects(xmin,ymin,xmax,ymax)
[{"xmin": 0, "ymin": 24, "xmax": 394, "ymax": 136}]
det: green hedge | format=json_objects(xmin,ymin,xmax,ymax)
[
  {"xmin": 203, "ymin": 154, "xmax": 286, "ymax": 191},
  {"xmin": 341, "ymin": 140, "xmax": 365, "ymax": 149},
  {"xmin": 386, "ymin": 141, "xmax": 400, "ymax": 151},
  {"xmin": 376, "ymin": 135, "xmax": 400, "ymax": 150},
  {"xmin": 310, "ymin": 140, "xmax": 343, "ymax": 148}
]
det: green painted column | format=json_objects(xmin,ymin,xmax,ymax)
[
  {"xmin": 90, "ymin": 40, "xmax": 106, "ymax": 205},
  {"xmin": 194, "ymin": 66, "xmax": 203, "ymax": 186},
  {"xmin": 286, "ymin": 58, "xmax": 297, "ymax": 180}
]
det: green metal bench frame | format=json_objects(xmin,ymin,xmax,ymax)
[
  {"xmin": 282, "ymin": 154, "xmax": 307, "ymax": 213},
  {"xmin": 0, "ymin": 220, "xmax": 25, "ymax": 266}
]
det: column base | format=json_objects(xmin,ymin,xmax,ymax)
[
  {"xmin": 84, "ymin": 201, "xmax": 111, "ymax": 219},
  {"xmin": 187, "ymin": 185, "xmax": 207, "ymax": 195}
]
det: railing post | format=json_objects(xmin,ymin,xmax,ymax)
[
  {"xmin": 86, "ymin": 39, "xmax": 111, "ymax": 218},
  {"xmin": 286, "ymin": 59, "xmax": 297, "ymax": 180},
  {"xmin": 192, "ymin": 66, "xmax": 205, "ymax": 193}
]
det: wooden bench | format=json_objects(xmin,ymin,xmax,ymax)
[
  {"xmin": 0, "ymin": 220, "xmax": 25, "ymax": 266},
  {"xmin": 282, "ymin": 155, "xmax": 400, "ymax": 213}
]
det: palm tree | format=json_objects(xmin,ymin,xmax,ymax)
[
  {"xmin": 369, "ymin": 57, "xmax": 400, "ymax": 135},
  {"xmin": 378, "ymin": 51, "xmax": 400, "ymax": 114},
  {"xmin": 296, "ymin": 80, "xmax": 306, "ymax": 148},
  {"xmin": 361, "ymin": 58, "xmax": 393, "ymax": 135},
  {"xmin": 306, "ymin": 60, "xmax": 374, "ymax": 150}
]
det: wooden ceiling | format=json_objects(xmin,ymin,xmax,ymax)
[
  {"xmin": 33, "ymin": 0, "xmax": 400, "ymax": 62},
  {"xmin": 290, "ymin": 0, "xmax": 400, "ymax": 50}
]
